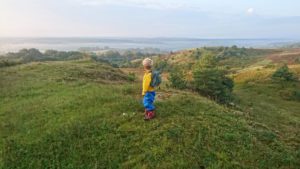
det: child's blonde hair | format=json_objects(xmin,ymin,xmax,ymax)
[{"xmin": 142, "ymin": 58, "xmax": 153, "ymax": 67}]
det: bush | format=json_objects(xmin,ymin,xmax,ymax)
[
  {"xmin": 128, "ymin": 72, "xmax": 136, "ymax": 82},
  {"xmin": 191, "ymin": 48, "xmax": 202, "ymax": 59},
  {"xmin": 192, "ymin": 53, "xmax": 234, "ymax": 103},
  {"xmin": 168, "ymin": 67, "xmax": 187, "ymax": 90},
  {"xmin": 3, "ymin": 49, "xmax": 86, "ymax": 63},
  {"xmin": 280, "ymin": 89, "xmax": 300, "ymax": 101},
  {"xmin": 0, "ymin": 60, "xmax": 21, "ymax": 68},
  {"xmin": 154, "ymin": 59, "xmax": 169, "ymax": 72},
  {"xmin": 272, "ymin": 65, "xmax": 297, "ymax": 82},
  {"xmin": 293, "ymin": 90, "xmax": 300, "ymax": 101}
]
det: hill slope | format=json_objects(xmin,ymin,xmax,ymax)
[
  {"xmin": 0, "ymin": 60, "xmax": 299, "ymax": 168},
  {"xmin": 232, "ymin": 64, "xmax": 300, "ymax": 147}
]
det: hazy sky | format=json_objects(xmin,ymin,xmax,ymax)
[{"xmin": 1, "ymin": 0, "xmax": 300, "ymax": 38}]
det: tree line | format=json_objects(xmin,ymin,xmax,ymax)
[{"xmin": 0, "ymin": 48, "xmax": 87, "ymax": 68}]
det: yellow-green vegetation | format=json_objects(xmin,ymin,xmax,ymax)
[
  {"xmin": 233, "ymin": 71, "xmax": 300, "ymax": 151},
  {"xmin": 154, "ymin": 46, "xmax": 277, "ymax": 71},
  {"xmin": 233, "ymin": 64, "xmax": 300, "ymax": 84},
  {"xmin": 232, "ymin": 55, "xmax": 300, "ymax": 168},
  {"xmin": 0, "ymin": 49, "xmax": 87, "ymax": 65},
  {"xmin": 233, "ymin": 67, "xmax": 275, "ymax": 83},
  {"xmin": 1, "ymin": 59, "xmax": 299, "ymax": 168}
]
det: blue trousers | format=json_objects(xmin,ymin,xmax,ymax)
[{"xmin": 143, "ymin": 92, "xmax": 156, "ymax": 111}]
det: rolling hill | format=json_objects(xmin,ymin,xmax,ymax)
[{"xmin": 1, "ymin": 57, "xmax": 299, "ymax": 168}]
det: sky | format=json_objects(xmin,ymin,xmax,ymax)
[{"xmin": 0, "ymin": 0, "xmax": 300, "ymax": 38}]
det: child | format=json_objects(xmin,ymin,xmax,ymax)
[{"xmin": 142, "ymin": 58, "xmax": 156, "ymax": 120}]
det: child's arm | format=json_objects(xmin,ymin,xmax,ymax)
[{"xmin": 142, "ymin": 73, "xmax": 151, "ymax": 96}]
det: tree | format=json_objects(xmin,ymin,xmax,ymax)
[
  {"xmin": 272, "ymin": 65, "xmax": 297, "ymax": 82},
  {"xmin": 192, "ymin": 53, "xmax": 234, "ymax": 103}
]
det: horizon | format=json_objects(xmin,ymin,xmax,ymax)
[{"xmin": 0, "ymin": 37, "xmax": 298, "ymax": 53}]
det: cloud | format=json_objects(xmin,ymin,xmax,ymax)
[
  {"xmin": 247, "ymin": 8, "xmax": 254, "ymax": 15},
  {"xmin": 75, "ymin": 0, "xmax": 187, "ymax": 10}
]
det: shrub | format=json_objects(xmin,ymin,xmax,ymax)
[
  {"xmin": 4, "ymin": 49, "xmax": 86, "ymax": 63},
  {"xmin": 293, "ymin": 90, "xmax": 300, "ymax": 101},
  {"xmin": 154, "ymin": 59, "xmax": 169, "ymax": 72},
  {"xmin": 168, "ymin": 67, "xmax": 187, "ymax": 90},
  {"xmin": 0, "ymin": 60, "xmax": 21, "ymax": 68},
  {"xmin": 272, "ymin": 65, "xmax": 297, "ymax": 82},
  {"xmin": 280, "ymin": 89, "xmax": 300, "ymax": 101},
  {"xmin": 191, "ymin": 48, "xmax": 202, "ymax": 59},
  {"xmin": 192, "ymin": 53, "xmax": 234, "ymax": 103},
  {"xmin": 128, "ymin": 72, "xmax": 136, "ymax": 82}
]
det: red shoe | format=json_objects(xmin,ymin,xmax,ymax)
[{"xmin": 144, "ymin": 110, "xmax": 155, "ymax": 120}]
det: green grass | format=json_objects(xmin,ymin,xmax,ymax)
[
  {"xmin": 1, "ymin": 60, "xmax": 299, "ymax": 168},
  {"xmin": 234, "ymin": 82, "xmax": 300, "ymax": 148}
]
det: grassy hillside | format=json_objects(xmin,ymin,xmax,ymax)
[
  {"xmin": 152, "ymin": 46, "xmax": 278, "ymax": 71},
  {"xmin": 233, "ymin": 64, "xmax": 300, "ymax": 146},
  {"xmin": 1, "ymin": 59, "xmax": 299, "ymax": 168}
]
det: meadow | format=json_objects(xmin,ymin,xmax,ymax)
[{"xmin": 0, "ymin": 47, "xmax": 299, "ymax": 168}]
